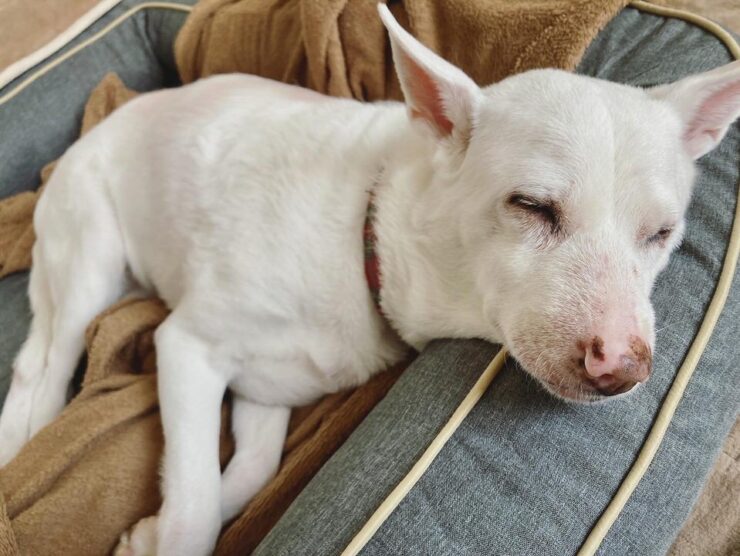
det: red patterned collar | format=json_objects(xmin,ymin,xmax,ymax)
[{"xmin": 364, "ymin": 193, "xmax": 382, "ymax": 312}]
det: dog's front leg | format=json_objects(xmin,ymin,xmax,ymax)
[
  {"xmin": 220, "ymin": 397, "xmax": 290, "ymax": 521},
  {"xmin": 118, "ymin": 315, "xmax": 228, "ymax": 556},
  {"xmin": 156, "ymin": 318, "xmax": 226, "ymax": 555}
]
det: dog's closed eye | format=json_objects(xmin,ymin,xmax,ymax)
[
  {"xmin": 645, "ymin": 226, "xmax": 673, "ymax": 246},
  {"xmin": 507, "ymin": 193, "xmax": 562, "ymax": 235}
]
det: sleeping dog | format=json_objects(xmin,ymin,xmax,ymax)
[{"xmin": 1, "ymin": 5, "xmax": 739, "ymax": 555}]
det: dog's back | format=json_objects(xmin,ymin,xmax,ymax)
[{"xmin": 6, "ymin": 73, "xmax": 408, "ymax": 446}]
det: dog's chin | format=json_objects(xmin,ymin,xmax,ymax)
[
  {"xmin": 536, "ymin": 375, "xmax": 641, "ymax": 404},
  {"xmin": 511, "ymin": 349, "xmax": 641, "ymax": 404},
  {"xmin": 539, "ymin": 378, "xmax": 609, "ymax": 404},
  {"xmin": 511, "ymin": 351, "xmax": 611, "ymax": 403}
]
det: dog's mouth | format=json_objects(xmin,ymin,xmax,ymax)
[
  {"xmin": 509, "ymin": 347, "xmax": 612, "ymax": 402},
  {"xmin": 540, "ymin": 373, "xmax": 639, "ymax": 403},
  {"xmin": 541, "ymin": 378, "xmax": 607, "ymax": 403}
]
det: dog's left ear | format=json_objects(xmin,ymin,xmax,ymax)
[
  {"xmin": 651, "ymin": 60, "xmax": 740, "ymax": 160},
  {"xmin": 378, "ymin": 4, "xmax": 482, "ymax": 152}
]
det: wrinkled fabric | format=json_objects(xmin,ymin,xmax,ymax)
[{"xmin": 174, "ymin": 0, "xmax": 628, "ymax": 99}]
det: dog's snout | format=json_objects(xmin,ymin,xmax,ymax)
[{"xmin": 580, "ymin": 335, "xmax": 652, "ymax": 396}]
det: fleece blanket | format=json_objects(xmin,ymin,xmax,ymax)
[{"xmin": 0, "ymin": 0, "xmax": 636, "ymax": 553}]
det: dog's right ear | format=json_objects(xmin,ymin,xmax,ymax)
[
  {"xmin": 651, "ymin": 60, "xmax": 740, "ymax": 160},
  {"xmin": 378, "ymin": 4, "xmax": 482, "ymax": 151}
]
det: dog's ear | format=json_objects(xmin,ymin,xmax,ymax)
[
  {"xmin": 651, "ymin": 60, "xmax": 740, "ymax": 160},
  {"xmin": 378, "ymin": 4, "xmax": 482, "ymax": 149}
]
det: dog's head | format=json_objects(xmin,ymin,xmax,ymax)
[{"xmin": 379, "ymin": 6, "xmax": 740, "ymax": 402}]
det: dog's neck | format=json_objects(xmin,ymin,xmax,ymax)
[{"xmin": 364, "ymin": 108, "xmax": 497, "ymax": 350}]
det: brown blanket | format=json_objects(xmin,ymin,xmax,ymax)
[{"xmin": 0, "ymin": 1, "xmax": 631, "ymax": 554}]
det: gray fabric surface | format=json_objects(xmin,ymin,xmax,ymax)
[
  {"xmin": 0, "ymin": 0, "xmax": 195, "ymax": 200},
  {"xmin": 255, "ymin": 7, "xmax": 740, "ymax": 556},
  {"xmin": 264, "ymin": 339, "xmax": 499, "ymax": 552},
  {"xmin": 0, "ymin": 0, "xmax": 194, "ymax": 404},
  {"xmin": 0, "ymin": 274, "xmax": 30, "ymax": 405}
]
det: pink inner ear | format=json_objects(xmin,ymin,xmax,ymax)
[
  {"xmin": 685, "ymin": 79, "xmax": 740, "ymax": 145},
  {"xmin": 404, "ymin": 58, "xmax": 454, "ymax": 136}
]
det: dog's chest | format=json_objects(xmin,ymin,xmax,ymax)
[
  {"xmin": 190, "ymin": 185, "xmax": 406, "ymax": 404},
  {"xmin": 189, "ymin": 232, "xmax": 406, "ymax": 406}
]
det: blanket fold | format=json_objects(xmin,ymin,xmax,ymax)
[
  {"xmin": 0, "ymin": 1, "xmax": 634, "ymax": 554},
  {"xmin": 175, "ymin": 0, "xmax": 628, "ymax": 99}
]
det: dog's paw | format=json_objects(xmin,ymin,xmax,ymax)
[{"xmin": 113, "ymin": 516, "xmax": 158, "ymax": 556}]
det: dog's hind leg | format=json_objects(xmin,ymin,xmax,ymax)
[
  {"xmin": 0, "ymin": 244, "xmax": 54, "ymax": 465},
  {"xmin": 219, "ymin": 397, "xmax": 290, "ymax": 521},
  {"xmin": 116, "ymin": 395, "xmax": 289, "ymax": 556},
  {"xmin": 154, "ymin": 314, "xmax": 228, "ymax": 555},
  {"xmin": 0, "ymin": 164, "xmax": 129, "ymax": 465},
  {"xmin": 116, "ymin": 395, "xmax": 289, "ymax": 555}
]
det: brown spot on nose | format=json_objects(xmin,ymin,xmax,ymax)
[
  {"xmin": 591, "ymin": 336, "xmax": 605, "ymax": 362},
  {"xmin": 630, "ymin": 336, "xmax": 652, "ymax": 366},
  {"xmin": 628, "ymin": 335, "xmax": 653, "ymax": 382}
]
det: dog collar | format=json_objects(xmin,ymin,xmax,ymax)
[{"xmin": 364, "ymin": 193, "xmax": 382, "ymax": 312}]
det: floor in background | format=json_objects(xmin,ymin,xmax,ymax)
[
  {"xmin": 654, "ymin": 0, "xmax": 739, "ymax": 32},
  {"xmin": 0, "ymin": 0, "xmax": 101, "ymax": 71}
]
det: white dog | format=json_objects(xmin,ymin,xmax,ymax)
[{"xmin": 1, "ymin": 5, "xmax": 739, "ymax": 554}]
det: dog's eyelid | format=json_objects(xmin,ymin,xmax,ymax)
[
  {"xmin": 645, "ymin": 225, "xmax": 674, "ymax": 245},
  {"xmin": 507, "ymin": 193, "xmax": 558, "ymax": 216},
  {"xmin": 507, "ymin": 193, "xmax": 554, "ymax": 210}
]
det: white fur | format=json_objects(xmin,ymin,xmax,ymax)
[{"xmin": 2, "ymin": 5, "xmax": 740, "ymax": 554}]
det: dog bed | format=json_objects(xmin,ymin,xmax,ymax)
[{"xmin": 0, "ymin": 1, "xmax": 737, "ymax": 554}]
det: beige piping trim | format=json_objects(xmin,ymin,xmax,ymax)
[
  {"xmin": 341, "ymin": 349, "xmax": 508, "ymax": 556},
  {"xmin": 578, "ymin": 2, "xmax": 740, "ymax": 554},
  {"xmin": 0, "ymin": 0, "xmax": 125, "ymax": 89},
  {"xmin": 343, "ymin": 3, "xmax": 740, "ymax": 555},
  {"xmin": 0, "ymin": 2, "xmax": 193, "ymax": 108}
]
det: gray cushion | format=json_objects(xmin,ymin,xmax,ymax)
[
  {"xmin": 254, "ymin": 7, "xmax": 740, "ymax": 556},
  {"xmin": 0, "ymin": 274, "xmax": 30, "ymax": 402}
]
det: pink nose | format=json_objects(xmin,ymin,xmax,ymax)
[{"xmin": 582, "ymin": 335, "xmax": 652, "ymax": 396}]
